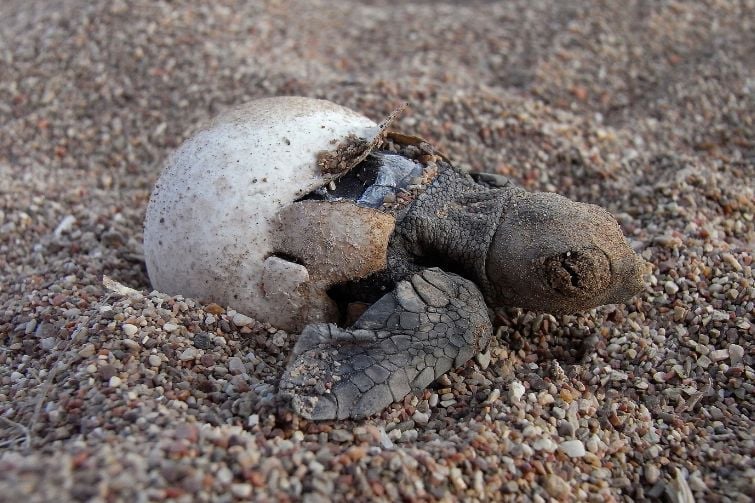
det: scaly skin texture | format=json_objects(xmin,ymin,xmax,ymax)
[
  {"xmin": 390, "ymin": 162, "xmax": 646, "ymax": 313},
  {"xmin": 280, "ymin": 268, "xmax": 492, "ymax": 420},
  {"xmin": 280, "ymin": 160, "xmax": 646, "ymax": 420}
]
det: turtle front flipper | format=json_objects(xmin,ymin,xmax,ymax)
[{"xmin": 279, "ymin": 268, "xmax": 493, "ymax": 421}]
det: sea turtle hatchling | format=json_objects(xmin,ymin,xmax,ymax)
[{"xmin": 144, "ymin": 97, "xmax": 646, "ymax": 420}]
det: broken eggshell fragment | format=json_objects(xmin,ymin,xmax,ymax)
[{"xmin": 144, "ymin": 96, "xmax": 389, "ymax": 331}]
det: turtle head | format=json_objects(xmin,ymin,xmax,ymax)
[{"xmin": 485, "ymin": 190, "xmax": 647, "ymax": 314}]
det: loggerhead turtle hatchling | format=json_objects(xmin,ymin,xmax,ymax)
[{"xmin": 144, "ymin": 96, "xmax": 646, "ymax": 420}]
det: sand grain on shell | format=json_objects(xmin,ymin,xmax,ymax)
[{"xmin": 0, "ymin": 0, "xmax": 753, "ymax": 501}]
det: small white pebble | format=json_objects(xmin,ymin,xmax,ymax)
[
  {"xmin": 412, "ymin": 410, "xmax": 430, "ymax": 425},
  {"xmin": 148, "ymin": 355, "xmax": 161, "ymax": 367},
  {"xmin": 162, "ymin": 322, "xmax": 179, "ymax": 332},
  {"xmin": 485, "ymin": 388, "xmax": 501, "ymax": 404},
  {"xmin": 109, "ymin": 376, "xmax": 122, "ymax": 388},
  {"xmin": 475, "ymin": 349, "xmax": 491, "ymax": 369},
  {"xmin": 78, "ymin": 344, "xmax": 95, "ymax": 358},
  {"xmin": 231, "ymin": 484, "xmax": 252, "ymax": 498},
  {"xmin": 559, "ymin": 439, "xmax": 586, "ymax": 458},
  {"xmin": 635, "ymin": 380, "xmax": 649, "ymax": 390},
  {"xmin": 179, "ymin": 347, "xmax": 197, "ymax": 361},
  {"xmin": 429, "ymin": 393, "xmax": 439, "ymax": 407},
  {"xmin": 232, "ymin": 312, "xmax": 254, "ymax": 326},
  {"xmin": 449, "ymin": 467, "xmax": 467, "ymax": 491},
  {"xmin": 688, "ymin": 472, "xmax": 707, "ymax": 491},
  {"xmin": 122, "ymin": 323, "xmax": 138, "ymax": 336},
  {"xmin": 728, "ymin": 344, "xmax": 744, "ymax": 365},
  {"xmin": 533, "ymin": 437, "xmax": 557, "ymax": 452},
  {"xmin": 217, "ymin": 467, "xmax": 233, "ymax": 485},
  {"xmin": 664, "ymin": 281, "xmax": 679, "ymax": 295},
  {"xmin": 308, "ymin": 460, "xmax": 325, "ymax": 474},
  {"xmin": 697, "ymin": 355, "xmax": 712, "ymax": 369},
  {"xmin": 544, "ymin": 473, "xmax": 570, "ymax": 498},
  {"xmin": 272, "ymin": 331, "xmax": 287, "ymax": 347},
  {"xmin": 645, "ymin": 464, "xmax": 660, "ymax": 484},
  {"xmin": 509, "ymin": 381, "xmax": 525, "ymax": 403},
  {"xmin": 721, "ymin": 252, "xmax": 742, "ymax": 271},
  {"xmin": 228, "ymin": 356, "xmax": 245, "ymax": 374},
  {"xmin": 709, "ymin": 349, "xmax": 729, "ymax": 361}
]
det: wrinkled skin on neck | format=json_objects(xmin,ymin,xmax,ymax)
[{"xmin": 391, "ymin": 163, "xmax": 646, "ymax": 314}]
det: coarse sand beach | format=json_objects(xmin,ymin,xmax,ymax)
[{"xmin": 0, "ymin": 1, "xmax": 752, "ymax": 501}]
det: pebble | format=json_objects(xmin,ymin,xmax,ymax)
[
  {"xmin": 697, "ymin": 355, "xmax": 712, "ymax": 369},
  {"xmin": 428, "ymin": 393, "xmax": 439, "ymax": 407},
  {"xmin": 485, "ymin": 388, "xmax": 501, "ymax": 404},
  {"xmin": 644, "ymin": 464, "xmax": 660, "ymax": 484},
  {"xmin": 412, "ymin": 410, "xmax": 430, "ymax": 425},
  {"xmin": 217, "ymin": 468, "xmax": 233, "ymax": 485},
  {"xmin": 728, "ymin": 344, "xmax": 744, "ymax": 365},
  {"xmin": 179, "ymin": 348, "xmax": 197, "ymax": 361},
  {"xmin": 272, "ymin": 331, "xmax": 287, "ymax": 346},
  {"xmin": 231, "ymin": 484, "xmax": 253, "ymax": 498},
  {"xmin": 78, "ymin": 344, "xmax": 95, "ymax": 358},
  {"xmin": 509, "ymin": 381, "xmax": 525, "ymax": 403},
  {"xmin": 558, "ymin": 440, "xmax": 586, "ymax": 458},
  {"xmin": 228, "ymin": 357, "xmax": 245, "ymax": 374},
  {"xmin": 109, "ymin": 376, "xmax": 122, "ymax": 388},
  {"xmin": 544, "ymin": 474, "xmax": 570, "ymax": 498},
  {"xmin": 330, "ymin": 429, "xmax": 354, "ymax": 442},
  {"xmin": 40, "ymin": 338, "xmax": 56, "ymax": 350},
  {"xmin": 162, "ymin": 323, "xmax": 179, "ymax": 332},
  {"xmin": 476, "ymin": 350, "xmax": 491, "ymax": 369},
  {"xmin": 533, "ymin": 438, "xmax": 557, "ymax": 452},
  {"xmin": 709, "ymin": 349, "xmax": 729, "ymax": 362},
  {"xmin": 688, "ymin": 472, "xmax": 707, "ymax": 491},
  {"xmin": 664, "ymin": 281, "xmax": 679, "ymax": 294},
  {"xmin": 193, "ymin": 332, "xmax": 213, "ymax": 349},
  {"xmin": 122, "ymin": 339, "xmax": 139, "ymax": 351},
  {"xmin": 148, "ymin": 355, "xmax": 162, "ymax": 367},
  {"xmin": 122, "ymin": 323, "xmax": 138, "ymax": 336},
  {"xmin": 232, "ymin": 312, "xmax": 254, "ymax": 326},
  {"xmin": 557, "ymin": 421, "xmax": 575, "ymax": 437}
]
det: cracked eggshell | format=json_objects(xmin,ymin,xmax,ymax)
[{"xmin": 144, "ymin": 97, "xmax": 379, "ymax": 330}]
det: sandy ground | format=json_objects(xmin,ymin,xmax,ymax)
[{"xmin": 0, "ymin": 0, "xmax": 753, "ymax": 501}]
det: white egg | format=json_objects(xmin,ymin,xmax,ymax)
[{"xmin": 144, "ymin": 96, "xmax": 384, "ymax": 330}]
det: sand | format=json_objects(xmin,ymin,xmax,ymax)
[{"xmin": 0, "ymin": 1, "xmax": 752, "ymax": 501}]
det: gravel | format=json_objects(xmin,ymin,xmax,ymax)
[{"xmin": 0, "ymin": 0, "xmax": 752, "ymax": 501}]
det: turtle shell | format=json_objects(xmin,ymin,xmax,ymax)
[{"xmin": 144, "ymin": 97, "xmax": 392, "ymax": 330}]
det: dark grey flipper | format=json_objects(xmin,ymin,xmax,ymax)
[{"xmin": 279, "ymin": 268, "xmax": 492, "ymax": 420}]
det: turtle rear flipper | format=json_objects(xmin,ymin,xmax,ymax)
[{"xmin": 279, "ymin": 268, "xmax": 492, "ymax": 420}]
